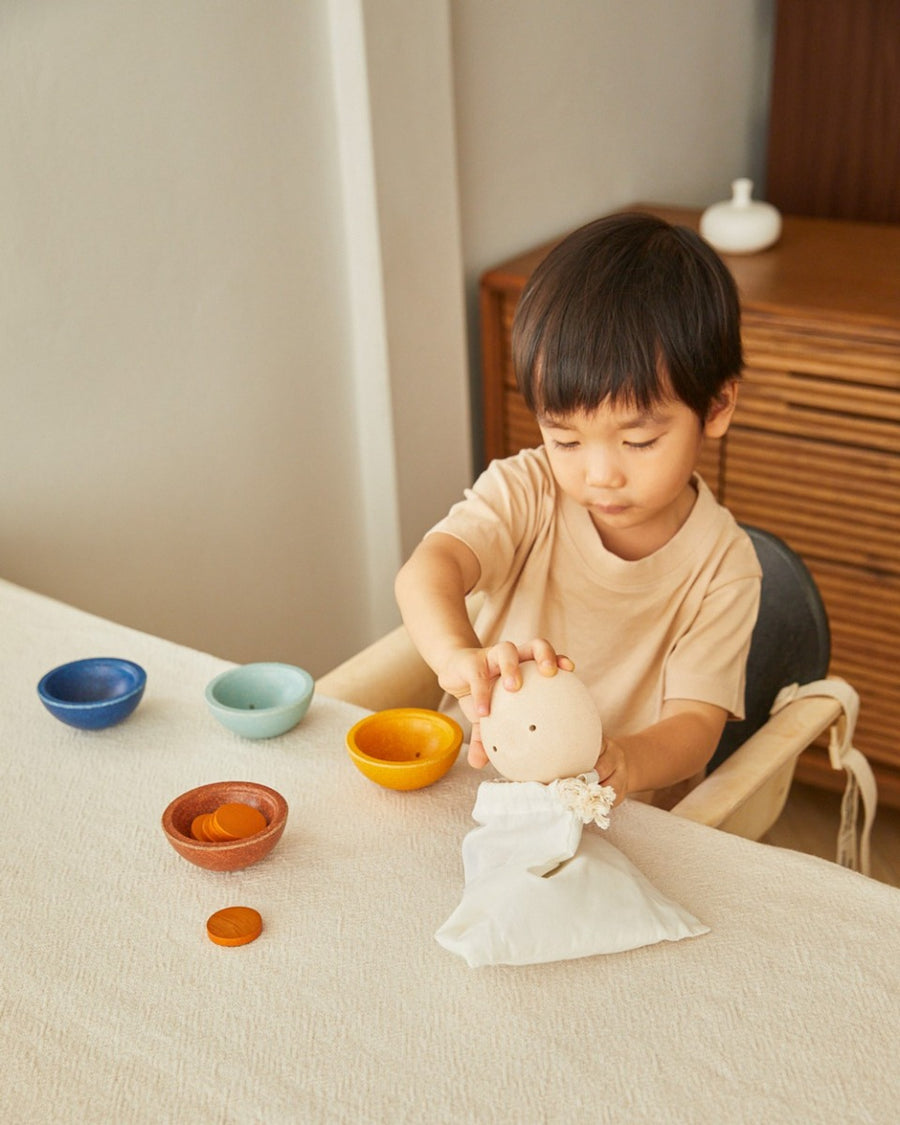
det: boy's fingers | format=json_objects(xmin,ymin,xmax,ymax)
[
  {"xmin": 527, "ymin": 638, "xmax": 557, "ymax": 674},
  {"xmin": 467, "ymin": 743, "xmax": 488, "ymax": 768},
  {"xmin": 458, "ymin": 680, "xmax": 492, "ymax": 718},
  {"xmin": 454, "ymin": 680, "xmax": 493, "ymax": 721},
  {"xmin": 488, "ymin": 641, "xmax": 522, "ymax": 692},
  {"xmin": 467, "ymin": 727, "xmax": 488, "ymax": 769},
  {"xmin": 471, "ymin": 683, "xmax": 493, "ymax": 717},
  {"xmin": 518, "ymin": 639, "xmax": 575, "ymax": 677}
]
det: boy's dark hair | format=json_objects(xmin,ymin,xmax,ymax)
[{"xmin": 512, "ymin": 212, "xmax": 743, "ymax": 421}]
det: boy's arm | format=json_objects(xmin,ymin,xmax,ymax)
[
  {"xmin": 395, "ymin": 532, "xmax": 537, "ymax": 716},
  {"xmin": 395, "ymin": 532, "xmax": 572, "ymax": 764},
  {"xmin": 394, "ymin": 532, "xmax": 491, "ymax": 713},
  {"xmin": 596, "ymin": 699, "xmax": 728, "ymax": 803}
]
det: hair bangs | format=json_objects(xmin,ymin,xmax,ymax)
[
  {"xmin": 514, "ymin": 250, "xmax": 674, "ymax": 418},
  {"xmin": 521, "ymin": 303, "xmax": 664, "ymax": 419}
]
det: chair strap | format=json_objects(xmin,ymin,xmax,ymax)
[{"xmin": 771, "ymin": 679, "xmax": 878, "ymax": 876}]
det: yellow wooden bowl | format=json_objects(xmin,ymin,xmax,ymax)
[{"xmin": 345, "ymin": 708, "xmax": 463, "ymax": 791}]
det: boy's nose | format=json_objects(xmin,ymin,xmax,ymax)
[{"xmin": 586, "ymin": 451, "xmax": 625, "ymax": 489}]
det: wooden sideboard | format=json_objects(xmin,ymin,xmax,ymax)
[{"xmin": 479, "ymin": 205, "xmax": 900, "ymax": 807}]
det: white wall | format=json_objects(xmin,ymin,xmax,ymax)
[
  {"xmin": 0, "ymin": 0, "xmax": 470, "ymax": 674},
  {"xmin": 1, "ymin": 2, "xmax": 367, "ymax": 673},
  {"xmin": 0, "ymin": 0, "xmax": 773, "ymax": 675}
]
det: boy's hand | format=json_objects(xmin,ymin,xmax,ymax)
[
  {"xmin": 594, "ymin": 736, "xmax": 628, "ymax": 805},
  {"xmin": 436, "ymin": 639, "xmax": 574, "ymax": 769}
]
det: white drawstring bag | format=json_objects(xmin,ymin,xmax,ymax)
[{"xmin": 436, "ymin": 774, "xmax": 709, "ymax": 968}]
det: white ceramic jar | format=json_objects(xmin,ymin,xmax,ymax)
[{"xmin": 699, "ymin": 178, "xmax": 782, "ymax": 254}]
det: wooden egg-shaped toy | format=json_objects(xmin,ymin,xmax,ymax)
[{"xmin": 480, "ymin": 664, "xmax": 603, "ymax": 783}]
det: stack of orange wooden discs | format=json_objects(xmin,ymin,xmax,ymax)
[{"xmin": 190, "ymin": 801, "xmax": 268, "ymax": 843}]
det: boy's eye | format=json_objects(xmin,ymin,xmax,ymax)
[
  {"xmin": 552, "ymin": 439, "xmax": 580, "ymax": 451},
  {"xmin": 624, "ymin": 438, "xmax": 658, "ymax": 451}
]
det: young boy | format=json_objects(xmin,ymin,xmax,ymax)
[{"xmin": 395, "ymin": 212, "xmax": 761, "ymax": 806}]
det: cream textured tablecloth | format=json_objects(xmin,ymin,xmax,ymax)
[{"xmin": 1, "ymin": 578, "xmax": 898, "ymax": 1125}]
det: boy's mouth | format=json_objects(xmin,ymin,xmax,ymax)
[{"xmin": 590, "ymin": 500, "xmax": 628, "ymax": 516}]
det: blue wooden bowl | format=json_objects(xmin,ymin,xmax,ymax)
[{"xmin": 38, "ymin": 657, "xmax": 147, "ymax": 730}]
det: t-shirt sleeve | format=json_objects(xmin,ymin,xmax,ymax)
[
  {"xmin": 426, "ymin": 452, "xmax": 552, "ymax": 595},
  {"xmin": 662, "ymin": 555, "xmax": 761, "ymax": 720}
]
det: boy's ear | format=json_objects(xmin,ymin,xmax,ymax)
[{"xmin": 704, "ymin": 379, "xmax": 739, "ymax": 438}]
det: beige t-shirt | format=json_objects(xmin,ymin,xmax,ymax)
[{"xmin": 429, "ymin": 447, "xmax": 761, "ymax": 739}]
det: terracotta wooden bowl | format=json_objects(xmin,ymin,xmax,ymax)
[{"xmin": 161, "ymin": 780, "xmax": 288, "ymax": 872}]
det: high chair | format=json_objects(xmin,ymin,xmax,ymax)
[{"xmin": 317, "ymin": 526, "xmax": 877, "ymax": 872}]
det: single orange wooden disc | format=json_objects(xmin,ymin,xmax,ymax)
[
  {"xmin": 206, "ymin": 906, "xmax": 263, "ymax": 947},
  {"xmin": 210, "ymin": 802, "xmax": 268, "ymax": 841}
]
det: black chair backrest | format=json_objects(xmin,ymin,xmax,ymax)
[{"xmin": 708, "ymin": 525, "xmax": 831, "ymax": 773}]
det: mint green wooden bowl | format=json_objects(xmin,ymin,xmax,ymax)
[{"xmin": 205, "ymin": 662, "xmax": 314, "ymax": 739}]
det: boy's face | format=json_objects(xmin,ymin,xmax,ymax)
[{"xmin": 537, "ymin": 383, "xmax": 736, "ymax": 560}]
